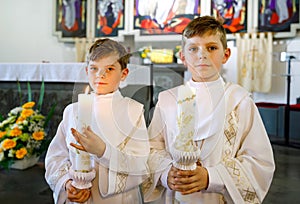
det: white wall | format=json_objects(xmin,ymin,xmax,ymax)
[
  {"xmin": 286, "ymin": 39, "xmax": 300, "ymax": 104},
  {"xmin": 0, "ymin": 0, "xmax": 300, "ymax": 104},
  {"xmin": 0, "ymin": 0, "xmax": 76, "ymax": 62}
]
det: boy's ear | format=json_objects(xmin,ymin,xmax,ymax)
[
  {"xmin": 179, "ymin": 50, "xmax": 187, "ymax": 66},
  {"xmin": 121, "ymin": 68, "xmax": 129, "ymax": 81},
  {"xmin": 222, "ymin": 48, "xmax": 231, "ymax": 64}
]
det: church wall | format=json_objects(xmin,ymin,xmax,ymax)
[{"xmin": 1, "ymin": 0, "xmax": 300, "ymax": 104}]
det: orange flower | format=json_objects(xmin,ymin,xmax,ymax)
[
  {"xmin": 21, "ymin": 109, "xmax": 34, "ymax": 118},
  {"xmin": 1, "ymin": 139, "xmax": 17, "ymax": 150},
  {"xmin": 0, "ymin": 131, "xmax": 6, "ymax": 138},
  {"xmin": 32, "ymin": 131, "xmax": 44, "ymax": 141},
  {"xmin": 22, "ymin": 101, "xmax": 35, "ymax": 109},
  {"xmin": 10, "ymin": 127, "xmax": 22, "ymax": 137},
  {"xmin": 16, "ymin": 116, "xmax": 25, "ymax": 124},
  {"xmin": 15, "ymin": 147, "xmax": 27, "ymax": 159}
]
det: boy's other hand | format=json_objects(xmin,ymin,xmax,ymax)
[
  {"xmin": 167, "ymin": 164, "xmax": 208, "ymax": 195},
  {"xmin": 70, "ymin": 127, "xmax": 106, "ymax": 157},
  {"xmin": 66, "ymin": 180, "xmax": 91, "ymax": 203}
]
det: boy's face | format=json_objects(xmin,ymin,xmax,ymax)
[
  {"xmin": 180, "ymin": 33, "xmax": 231, "ymax": 82},
  {"xmin": 86, "ymin": 55, "xmax": 128, "ymax": 95}
]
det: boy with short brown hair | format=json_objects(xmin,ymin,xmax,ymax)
[{"xmin": 143, "ymin": 16, "xmax": 275, "ymax": 204}]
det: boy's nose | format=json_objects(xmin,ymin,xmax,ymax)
[
  {"xmin": 96, "ymin": 68, "xmax": 106, "ymax": 77},
  {"xmin": 197, "ymin": 47, "xmax": 208, "ymax": 59}
]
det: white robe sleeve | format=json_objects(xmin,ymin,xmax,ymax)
[
  {"xmin": 206, "ymin": 97, "xmax": 275, "ymax": 203},
  {"xmin": 142, "ymin": 99, "xmax": 173, "ymax": 202},
  {"xmin": 44, "ymin": 105, "xmax": 73, "ymax": 204}
]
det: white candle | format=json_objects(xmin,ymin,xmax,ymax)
[
  {"xmin": 78, "ymin": 86, "xmax": 92, "ymax": 131},
  {"xmin": 174, "ymin": 84, "xmax": 198, "ymax": 203},
  {"xmin": 76, "ymin": 86, "xmax": 92, "ymax": 172},
  {"xmin": 75, "ymin": 150, "xmax": 92, "ymax": 172},
  {"xmin": 175, "ymin": 85, "xmax": 196, "ymax": 152},
  {"xmin": 177, "ymin": 85, "xmax": 195, "ymax": 101}
]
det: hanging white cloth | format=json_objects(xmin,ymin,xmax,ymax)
[
  {"xmin": 75, "ymin": 38, "xmax": 94, "ymax": 62},
  {"xmin": 236, "ymin": 32, "xmax": 273, "ymax": 93}
]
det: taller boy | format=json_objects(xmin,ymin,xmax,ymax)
[{"xmin": 143, "ymin": 16, "xmax": 275, "ymax": 204}]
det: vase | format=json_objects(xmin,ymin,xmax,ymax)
[
  {"xmin": 10, "ymin": 155, "xmax": 40, "ymax": 170},
  {"xmin": 143, "ymin": 58, "xmax": 152, "ymax": 64}
]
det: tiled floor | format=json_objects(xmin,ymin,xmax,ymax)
[
  {"xmin": 0, "ymin": 144, "xmax": 299, "ymax": 204},
  {"xmin": 0, "ymin": 162, "xmax": 53, "ymax": 204},
  {"xmin": 264, "ymin": 144, "xmax": 300, "ymax": 204}
]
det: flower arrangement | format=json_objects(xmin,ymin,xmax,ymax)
[
  {"xmin": 138, "ymin": 46, "xmax": 152, "ymax": 64},
  {"xmin": 0, "ymin": 81, "xmax": 55, "ymax": 169},
  {"xmin": 139, "ymin": 46, "xmax": 152, "ymax": 59}
]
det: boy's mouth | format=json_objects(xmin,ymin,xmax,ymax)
[
  {"xmin": 95, "ymin": 82, "xmax": 107, "ymax": 85},
  {"xmin": 195, "ymin": 64, "xmax": 210, "ymax": 68}
]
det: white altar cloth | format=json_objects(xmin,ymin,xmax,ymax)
[
  {"xmin": 0, "ymin": 63, "xmax": 86, "ymax": 82},
  {"xmin": 0, "ymin": 63, "xmax": 150, "ymax": 85}
]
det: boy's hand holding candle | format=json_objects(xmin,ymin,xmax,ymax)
[{"xmin": 71, "ymin": 127, "xmax": 106, "ymax": 158}]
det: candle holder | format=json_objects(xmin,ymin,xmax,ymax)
[
  {"xmin": 171, "ymin": 145, "xmax": 201, "ymax": 202},
  {"xmin": 171, "ymin": 146, "xmax": 201, "ymax": 170},
  {"xmin": 69, "ymin": 168, "xmax": 96, "ymax": 189}
]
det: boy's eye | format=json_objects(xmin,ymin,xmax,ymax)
[
  {"xmin": 188, "ymin": 47, "xmax": 198, "ymax": 52},
  {"xmin": 90, "ymin": 67, "xmax": 98, "ymax": 72},
  {"xmin": 207, "ymin": 46, "xmax": 217, "ymax": 51}
]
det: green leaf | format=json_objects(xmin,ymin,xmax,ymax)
[
  {"xmin": 0, "ymin": 159, "xmax": 14, "ymax": 170},
  {"xmin": 17, "ymin": 80, "xmax": 22, "ymax": 106},
  {"xmin": 43, "ymin": 103, "xmax": 56, "ymax": 128},
  {"xmin": 37, "ymin": 79, "xmax": 45, "ymax": 112},
  {"xmin": 27, "ymin": 81, "xmax": 32, "ymax": 102}
]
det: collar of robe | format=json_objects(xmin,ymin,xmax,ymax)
[
  {"xmin": 90, "ymin": 90, "xmax": 143, "ymax": 147},
  {"xmin": 186, "ymin": 77, "xmax": 226, "ymax": 141}
]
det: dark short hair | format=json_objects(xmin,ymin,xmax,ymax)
[
  {"xmin": 87, "ymin": 38, "xmax": 131, "ymax": 69},
  {"xmin": 182, "ymin": 16, "xmax": 227, "ymax": 49}
]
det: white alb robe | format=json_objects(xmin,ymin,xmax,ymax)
[
  {"xmin": 143, "ymin": 78, "xmax": 275, "ymax": 204},
  {"xmin": 45, "ymin": 90, "xmax": 150, "ymax": 204}
]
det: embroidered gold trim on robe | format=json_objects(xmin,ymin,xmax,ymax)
[
  {"xmin": 114, "ymin": 115, "xmax": 143, "ymax": 194},
  {"xmin": 48, "ymin": 163, "xmax": 70, "ymax": 190},
  {"xmin": 223, "ymin": 108, "xmax": 260, "ymax": 203}
]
